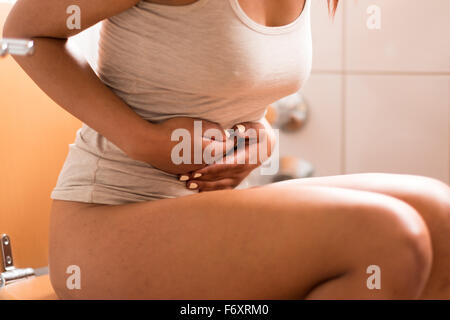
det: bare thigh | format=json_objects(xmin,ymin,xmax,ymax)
[
  {"xmin": 270, "ymin": 172, "xmax": 450, "ymax": 298},
  {"xmin": 271, "ymin": 173, "xmax": 450, "ymax": 208},
  {"xmin": 49, "ymin": 184, "xmax": 430, "ymax": 300}
]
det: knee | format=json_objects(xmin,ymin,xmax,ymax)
[
  {"xmin": 361, "ymin": 195, "xmax": 433, "ymax": 298},
  {"xmin": 410, "ymin": 175, "xmax": 450, "ymax": 219},
  {"xmin": 379, "ymin": 173, "xmax": 450, "ymax": 221}
]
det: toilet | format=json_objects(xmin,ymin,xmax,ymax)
[
  {"xmin": 0, "ymin": 274, "xmax": 58, "ymax": 300},
  {"xmin": 0, "ymin": 234, "xmax": 58, "ymax": 300}
]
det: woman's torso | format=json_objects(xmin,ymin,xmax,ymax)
[
  {"xmin": 96, "ymin": 0, "xmax": 312, "ymax": 128},
  {"xmin": 50, "ymin": 0, "xmax": 313, "ymax": 205}
]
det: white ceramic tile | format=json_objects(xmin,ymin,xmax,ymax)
[
  {"xmin": 278, "ymin": 74, "xmax": 343, "ymax": 177},
  {"xmin": 345, "ymin": 0, "xmax": 450, "ymax": 73},
  {"xmin": 310, "ymin": 0, "xmax": 343, "ymax": 71},
  {"xmin": 345, "ymin": 75, "xmax": 449, "ymax": 184}
]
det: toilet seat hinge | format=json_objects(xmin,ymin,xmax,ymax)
[{"xmin": 0, "ymin": 234, "xmax": 36, "ymax": 288}]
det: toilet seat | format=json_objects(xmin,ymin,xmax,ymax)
[{"xmin": 0, "ymin": 274, "xmax": 58, "ymax": 300}]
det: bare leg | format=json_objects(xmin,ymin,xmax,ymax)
[
  {"xmin": 271, "ymin": 173, "xmax": 450, "ymax": 299},
  {"xmin": 49, "ymin": 184, "xmax": 432, "ymax": 300}
]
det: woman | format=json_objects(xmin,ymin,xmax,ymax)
[{"xmin": 3, "ymin": 0, "xmax": 450, "ymax": 299}]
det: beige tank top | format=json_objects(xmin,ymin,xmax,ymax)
[{"xmin": 50, "ymin": 0, "xmax": 313, "ymax": 205}]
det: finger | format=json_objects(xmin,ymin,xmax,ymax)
[
  {"xmin": 238, "ymin": 121, "xmax": 265, "ymax": 131},
  {"xmin": 206, "ymin": 147, "xmax": 240, "ymax": 167},
  {"xmin": 185, "ymin": 179, "xmax": 200, "ymax": 191},
  {"xmin": 232, "ymin": 122, "xmax": 261, "ymax": 144},
  {"xmin": 178, "ymin": 170, "xmax": 206, "ymax": 181},
  {"xmin": 229, "ymin": 139, "xmax": 262, "ymax": 166},
  {"xmin": 191, "ymin": 163, "xmax": 242, "ymax": 181},
  {"xmin": 187, "ymin": 178, "xmax": 237, "ymax": 192},
  {"xmin": 191, "ymin": 148, "xmax": 258, "ymax": 181},
  {"xmin": 201, "ymin": 137, "xmax": 235, "ymax": 164},
  {"xmin": 224, "ymin": 140, "xmax": 254, "ymax": 165},
  {"xmin": 213, "ymin": 142, "xmax": 255, "ymax": 167},
  {"xmin": 228, "ymin": 123, "xmax": 246, "ymax": 142},
  {"xmin": 198, "ymin": 138, "xmax": 223, "ymax": 165}
]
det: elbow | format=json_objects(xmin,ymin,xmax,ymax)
[
  {"xmin": 3, "ymin": 2, "xmax": 36, "ymax": 38},
  {"xmin": 2, "ymin": 14, "xmax": 28, "ymax": 39},
  {"xmin": 2, "ymin": 13, "xmax": 65, "ymax": 40},
  {"xmin": 3, "ymin": 3, "xmax": 72, "ymax": 40}
]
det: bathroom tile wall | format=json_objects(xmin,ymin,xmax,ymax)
[{"xmin": 284, "ymin": 0, "xmax": 450, "ymax": 184}]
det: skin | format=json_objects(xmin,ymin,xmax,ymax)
[
  {"xmin": 3, "ymin": 0, "xmax": 450, "ymax": 299},
  {"xmin": 181, "ymin": 119, "xmax": 276, "ymax": 191}
]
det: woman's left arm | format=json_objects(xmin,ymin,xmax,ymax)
[{"xmin": 179, "ymin": 117, "xmax": 277, "ymax": 192}]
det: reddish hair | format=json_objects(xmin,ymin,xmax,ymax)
[{"xmin": 328, "ymin": 0, "xmax": 339, "ymax": 16}]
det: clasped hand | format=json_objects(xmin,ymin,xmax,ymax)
[{"xmin": 129, "ymin": 117, "xmax": 276, "ymax": 192}]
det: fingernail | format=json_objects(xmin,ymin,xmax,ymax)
[
  {"xmin": 193, "ymin": 173, "xmax": 202, "ymax": 178},
  {"xmin": 179, "ymin": 175, "xmax": 189, "ymax": 181},
  {"xmin": 236, "ymin": 124, "xmax": 245, "ymax": 133},
  {"xmin": 188, "ymin": 182, "xmax": 198, "ymax": 189}
]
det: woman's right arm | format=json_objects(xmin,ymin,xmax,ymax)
[
  {"xmin": 3, "ymin": 0, "xmax": 229, "ymax": 173},
  {"xmin": 2, "ymin": 0, "xmax": 157, "ymax": 159},
  {"xmin": 3, "ymin": 0, "xmax": 226, "ymax": 173}
]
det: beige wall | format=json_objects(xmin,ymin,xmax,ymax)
[{"xmin": 281, "ymin": 0, "xmax": 450, "ymax": 184}]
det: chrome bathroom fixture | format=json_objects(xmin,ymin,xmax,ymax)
[
  {"xmin": 0, "ymin": 38, "xmax": 35, "ymax": 57},
  {"xmin": 269, "ymin": 91, "xmax": 309, "ymax": 132},
  {"xmin": 272, "ymin": 156, "xmax": 314, "ymax": 182},
  {"xmin": 0, "ymin": 234, "xmax": 35, "ymax": 287}
]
